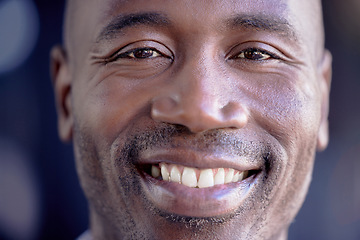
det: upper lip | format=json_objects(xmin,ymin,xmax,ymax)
[{"xmin": 137, "ymin": 147, "xmax": 263, "ymax": 172}]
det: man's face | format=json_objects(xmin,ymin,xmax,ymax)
[{"xmin": 52, "ymin": 0, "xmax": 331, "ymax": 239}]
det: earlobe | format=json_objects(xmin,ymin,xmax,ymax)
[
  {"xmin": 317, "ymin": 120, "xmax": 329, "ymax": 151},
  {"xmin": 51, "ymin": 45, "xmax": 73, "ymax": 142},
  {"xmin": 317, "ymin": 49, "xmax": 332, "ymax": 151}
]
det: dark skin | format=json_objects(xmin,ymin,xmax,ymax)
[{"xmin": 51, "ymin": 0, "xmax": 332, "ymax": 239}]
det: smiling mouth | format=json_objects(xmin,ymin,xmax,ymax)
[
  {"xmin": 141, "ymin": 163, "xmax": 258, "ymax": 188},
  {"xmin": 136, "ymin": 152, "xmax": 262, "ymax": 217}
]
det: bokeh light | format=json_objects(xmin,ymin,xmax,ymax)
[{"xmin": 0, "ymin": 0, "xmax": 39, "ymax": 74}]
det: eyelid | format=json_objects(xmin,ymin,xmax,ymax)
[
  {"xmin": 104, "ymin": 40, "xmax": 174, "ymax": 62},
  {"xmin": 232, "ymin": 48, "xmax": 280, "ymax": 60},
  {"xmin": 227, "ymin": 42, "xmax": 285, "ymax": 61},
  {"xmin": 116, "ymin": 47, "xmax": 163, "ymax": 59}
]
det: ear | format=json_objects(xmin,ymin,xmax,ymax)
[
  {"xmin": 50, "ymin": 45, "xmax": 73, "ymax": 142},
  {"xmin": 317, "ymin": 49, "xmax": 332, "ymax": 151}
]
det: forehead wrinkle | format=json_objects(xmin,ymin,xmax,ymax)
[
  {"xmin": 96, "ymin": 12, "xmax": 171, "ymax": 43},
  {"xmin": 97, "ymin": 13, "xmax": 299, "ymax": 45}
]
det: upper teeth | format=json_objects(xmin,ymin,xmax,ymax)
[{"xmin": 151, "ymin": 163, "xmax": 248, "ymax": 188}]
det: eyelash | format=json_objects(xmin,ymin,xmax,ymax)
[
  {"xmin": 104, "ymin": 46, "xmax": 280, "ymax": 64},
  {"xmin": 231, "ymin": 48, "xmax": 280, "ymax": 61},
  {"xmin": 109, "ymin": 47, "xmax": 171, "ymax": 62}
]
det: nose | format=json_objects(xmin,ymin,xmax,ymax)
[{"xmin": 151, "ymin": 60, "xmax": 249, "ymax": 133}]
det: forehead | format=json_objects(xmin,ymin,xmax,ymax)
[
  {"xmin": 103, "ymin": 0, "xmax": 288, "ymax": 15},
  {"xmin": 69, "ymin": 0, "xmax": 317, "ymax": 42},
  {"xmin": 99, "ymin": 0, "xmax": 290, "ymax": 26}
]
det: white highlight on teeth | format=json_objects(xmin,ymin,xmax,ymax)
[
  {"xmin": 225, "ymin": 168, "xmax": 234, "ymax": 183},
  {"xmin": 214, "ymin": 168, "xmax": 225, "ymax": 185},
  {"xmin": 160, "ymin": 164, "xmax": 170, "ymax": 181},
  {"xmin": 170, "ymin": 165, "xmax": 181, "ymax": 183},
  {"xmin": 198, "ymin": 169, "xmax": 214, "ymax": 188},
  {"xmin": 182, "ymin": 167, "xmax": 197, "ymax": 187},
  {"xmin": 154, "ymin": 163, "xmax": 249, "ymax": 188}
]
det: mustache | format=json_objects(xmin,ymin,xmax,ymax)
[{"xmin": 118, "ymin": 124, "xmax": 274, "ymax": 166}]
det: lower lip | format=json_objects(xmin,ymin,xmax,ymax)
[{"xmin": 140, "ymin": 171, "xmax": 259, "ymax": 218}]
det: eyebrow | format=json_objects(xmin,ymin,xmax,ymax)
[
  {"xmin": 227, "ymin": 14, "xmax": 299, "ymax": 42},
  {"xmin": 96, "ymin": 12, "xmax": 170, "ymax": 42}
]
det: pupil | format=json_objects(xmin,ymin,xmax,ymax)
[
  {"xmin": 245, "ymin": 50, "xmax": 263, "ymax": 60},
  {"xmin": 135, "ymin": 49, "xmax": 153, "ymax": 58}
]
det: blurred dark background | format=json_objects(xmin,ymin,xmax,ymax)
[{"xmin": 0, "ymin": 0, "xmax": 359, "ymax": 239}]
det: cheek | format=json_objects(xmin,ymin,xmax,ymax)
[
  {"xmin": 70, "ymin": 74, "xmax": 151, "ymax": 200},
  {"xmin": 252, "ymin": 71, "xmax": 321, "ymax": 224},
  {"xmin": 246, "ymin": 70, "xmax": 322, "ymax": 150},
  {"xmin": 74, "ymin": 76, "xmax": 156, "ymax": 146}
]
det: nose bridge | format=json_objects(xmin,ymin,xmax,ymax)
[
  {"xmin": 151, "ymin": 48, "xmax": 249, "ymax": 133},
  {"xmin": 178, "ymin": 52, "xmax": 221, "ymax": 112}
]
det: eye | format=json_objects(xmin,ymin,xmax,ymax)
[
  {"xmin": 125, "ymin": 48, "xmax": 161, "ymax": 59},
  {"xmin": 234, "ymin": 48, "xmax": 279, "ymax": 61},
  {"xmin": 116, "ymin": 48, "xmax": 166, "ymax": 60}
]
